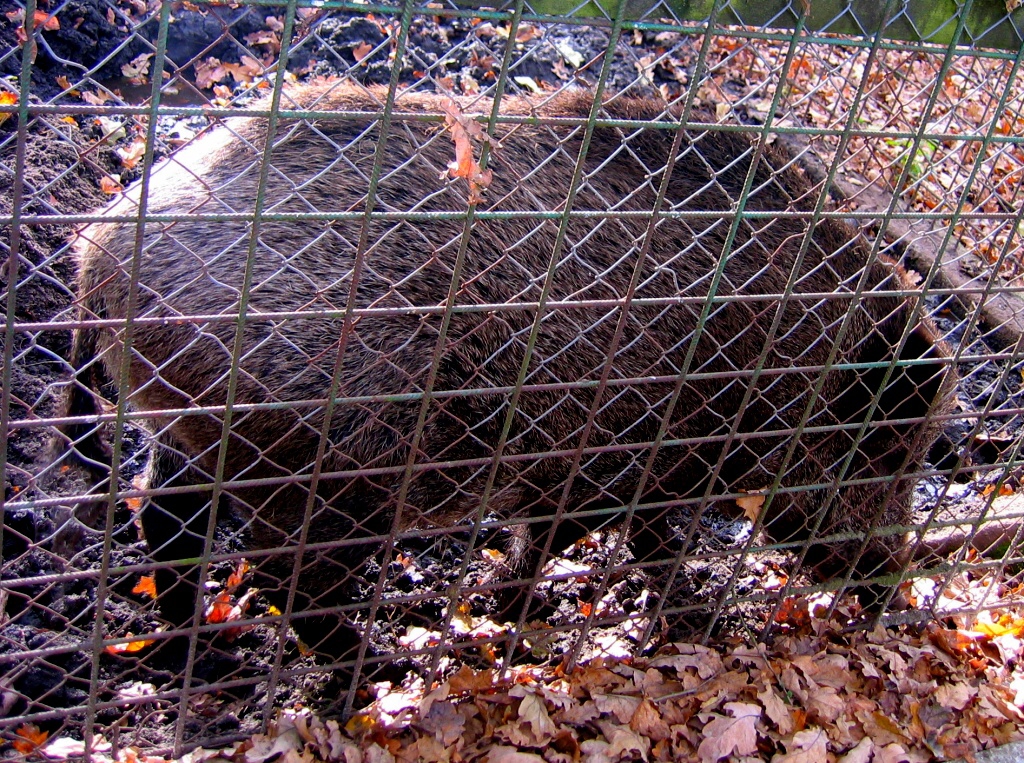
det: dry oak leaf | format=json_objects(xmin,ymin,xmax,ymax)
[
  {"xmin": 226, "ymin": 559, "xmax": 251, "ymax": 591},
  {"xmin": 772, "ymin": 727, "xmax": 829, "ymax": 763},
  {"xmin": 758, "ymin": 685, "xmax": 795, "ymax": 735},
  {"xmin": 696, "ymin": 702, "xmax": 761, "ymax": 762},
  {"xmin": 735, "ymin": 490, "xmax": 765, "ymax": 521},
  {"xmin": 805, "ymin": 686, "xmax": 845, "ymax": 724},
  {"xmin": 499, "ymin": 693, "xmax": 558, "ymax": 747},
  {"xmin": 603, "ymin": 725, "xmax": 650, "ymax": 761},
  {"xmin": 837, "ymin": 736, "xmax": 874, "ymax": 763},
  {"xmin": 648, "ymin": 643, "xmax": 723, "ymax": 679},
  {"xmin": 874, "ymin": 743, "xmax": 913, "ymax": 763},
  {"xmin": 100, "ymin": 175, "xmax": 124, "ymax": 194},
  {"xmin": 629, "ymin": 699, "xmax": 670, "ymax": 741},
  {"xmin": 448, "ymin": 664, "xmax": 494, "ymax": 695},
  {"xmin": 933, "ymin": 682, "xmax": 976, "ymax": 710},
  {"xmin": 440, "ymin": 100, "xmax": 496, "ymax": 204},
  {"xmin": 594, "ymin": 693, "xmax": 642, "ymax": 725}
]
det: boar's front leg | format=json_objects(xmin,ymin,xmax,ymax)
[{"xmin": 139, "ymin": 435, "xmax": 213, "ymax": 628}]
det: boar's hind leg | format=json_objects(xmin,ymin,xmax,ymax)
[{"xmin": 139, "ymin": 435, "xmax": 212, "ymax": 627}]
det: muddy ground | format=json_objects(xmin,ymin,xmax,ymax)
[{"xmin": 2, "ymin": 0, "xmax": 1022, "ymax": 755}]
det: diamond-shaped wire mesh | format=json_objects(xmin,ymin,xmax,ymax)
[{"xmin": 2, "ymin": 0, "xmax": 1023, "ymax": 754}]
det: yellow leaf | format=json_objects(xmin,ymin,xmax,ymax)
[
  {"xmin": 0, "ymin": 91, "xmax": 16, "ymax": 127},
  {"xmin": 344, "ymin": 713, "xmax": 377, "ymax": 735}
]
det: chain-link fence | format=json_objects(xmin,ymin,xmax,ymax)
[{"xmin": 3, "ymin": 0, "xmax": 1024, "ymax": 754}]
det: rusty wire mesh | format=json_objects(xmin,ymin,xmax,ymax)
[{"xmin": 2, "ymin": 0, "xmax": 1024, "ymax": 754}]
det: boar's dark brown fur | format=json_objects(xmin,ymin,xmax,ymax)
[{"xmin": 65, "ymin": 84, "xmax": 954, "ymax": 655}]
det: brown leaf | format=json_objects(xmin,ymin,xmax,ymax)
[
  {"xmin": 933, "ymin": 682, "xmax": 976, "ymax": 710},
  {"xmin": 194, "ymin": 57, "xmax": 229, "ymax": 89},
  {"xmin": 81, "ymin": 89, "xmax": 114, "ymax": 106},
  {"xmin": 605, "ymin": 726, "xmax": 650, "ymax": 761},
  {"xmin": 500, "ymin": 693, "xmax": 557, "ymax": 747},
  {"xmin": 32, "ymin": 10, "xmax": 60, "ymax": 30},
  {"xmin": 861, "ymin": 712, "xmax": 912, "ymax": 747},
  {"xmin": 758, "ymin": 685, "xmax": 794, "ymax": 735},
  {"xmin": 440, "ymin": 100, "xmax": 496, "ymax": 204},
  {"xmin": 696, "ymin": 702, "xmax": 760, "ymax": 762},
  {"xmin": 485, "ymin": 749, "xmax": 545, "ymax": 763},
  {"xmin": 838, "ymin": 737, "xmax": 874, "ymax": 763},
  {"xmin": 649, "ymin": 643, "xmax": 723, "ymax": 679},
  {"xmin": 873, "ymin": 743, "xmax": 911, "ymax": 763},
  {"xmin": 121, "ymin": 52, "xmax": 153, "ymax": 81},
  {"xmin": 806, "ymin": 687, "xmax": 845, "ymax": 724},
  {"xmin": 593, "ymin": 693, "xmax": 642, "ymax": 724},
  {"xmin": 117, "ymin": 137, "xmax": 147, "ymax": 170},
  {"xmin": 774, "ymin": 727, "xmax": 829, "ymax": 763},
  {"xmin": 775, "ymin": 597, "xmax": 811, "ymax": 628},
  {"xmin": 449, "ymin": 665, "xmax": 494, "ymax": 695},
  {"xmin": 630, "ymin": 699, "xmax": 670, "ymax": 741}
]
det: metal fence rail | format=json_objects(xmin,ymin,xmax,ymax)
[{"xmin": 2, "ymin": 0, "xmax": 1024, "ymax": 755}]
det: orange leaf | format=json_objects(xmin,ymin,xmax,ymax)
[
  {"xmin": 735, "ymin": 491, "xmax": 765, "ymax": 522},
  {"xmin": 0, "ymin": 91, "xmax": 16, "ymax": 127},
  {"xmin": 205, "ymin": 590, "xmax": 234, "ymax": 624},
  {"xmin": 104, "ymin": 634, "xmax": 156, "ymax": 655},
  {"xmin": 13, "ymin": 724, "xmax": 49, "ymax": 754},
  {"xmin": 774, "ymin": 597, "xmax": 811, "ymax": 628},
  {"xmin": 352, "ymin": 42, "xmax": 373, "ymax": 62},
  {"xmin": 33, "ymin": 10, "xmax": 60, "ymax": 30},
  {"xmin": 132, "ymin": 574, "xmax": 157, "ymax": 599},
  {"xmin": 578, "ymin": 601, "xmax": 593, "ymax": 617},
  {"xmin": 226, "ymin": 559, "xmax": 250, "ymax": 591},
  {"xmin": 100, "ymin": 176, "xmax": 124, "ymax": 194}
]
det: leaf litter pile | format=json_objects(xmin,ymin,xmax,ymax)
[{"xmin": 21, "ymin": 590, "xmax": 1024, "ymax": 763}]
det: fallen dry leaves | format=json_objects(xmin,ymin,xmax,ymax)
[
  {"xmin": 692, "ymin": 33, "xmax": 1024, "ymax": 281},
  {"xmin": 441, "ymin": 100, "xmax": 498, "ymax": 205},
  {"xmin": 146, "ymin": 597, "xmax": 1024, "ymax": 763}
]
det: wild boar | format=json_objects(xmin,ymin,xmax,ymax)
[{"xmin": 64, "ymin": 84, "xmax": 954, "ymax": 657}]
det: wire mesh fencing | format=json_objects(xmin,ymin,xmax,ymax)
[{"xmin": 2, "ymin": 0, "xmax": 1024, "ymax": 755}]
